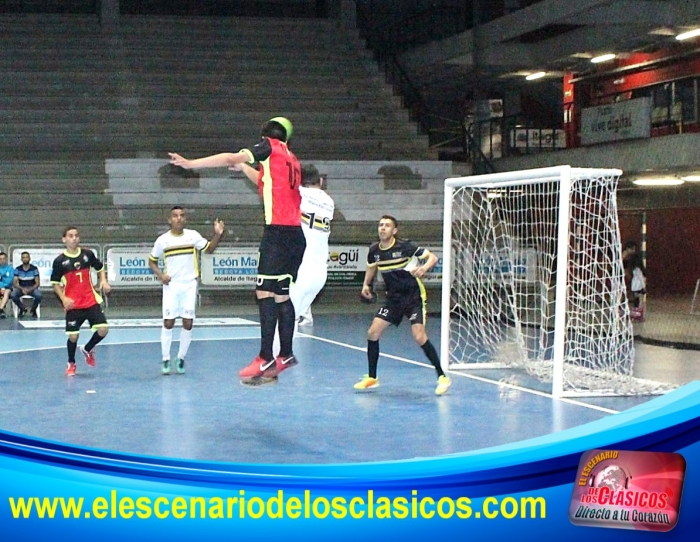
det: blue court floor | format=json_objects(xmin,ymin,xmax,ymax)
[{"xmin": 1, "ymin": 313, "xmax": 698, "ymax": 464}]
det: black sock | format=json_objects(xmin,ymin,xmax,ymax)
[
  {"xmin": 367, "ymin": 340, "xmax": 379, "ymax": 378},
  {"xmin": 67, "ymin": 339, "xmax": 77, "ymax": 363},
  {"xmin": 421, "ymin": 340, "xmax": 444, "ymax": 377},
  {"xmin": 84, "ymin": 331, "xmax": 106, "ymax": 353},
  {"xmin": 258, "ymin": 297, "xmax": 277, "ymax": 362},
  {"xmin": 277, "ymin": 299, "xmax": 296, "ymax": 358}
]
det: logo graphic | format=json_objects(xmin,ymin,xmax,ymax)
[
  {"xmin": 260, "ymin": 359, "xmax": 275, "ymax": 371},
  {"xmin": 569, "ymin": 449, "xmax": 685, "ymax": 532}
]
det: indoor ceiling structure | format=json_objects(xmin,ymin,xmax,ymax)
[{"xmin": 398, "ymin": 0, "xmax": 700, "ymax": 106}]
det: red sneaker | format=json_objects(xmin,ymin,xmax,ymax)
[
  {"xmin": 66, "ymin": 363, "xmax": 76, "ymax": 376},
  {"xmin": 239, "ymin": 356, "xmax": 276, "ymax": 379},
  {"xmin": 275, "ymin": 355, "xmax": 298, "ymax": 375},
  {"xmin": 80, "ymin": 346, "xmax": 96, "ymax": 367}
]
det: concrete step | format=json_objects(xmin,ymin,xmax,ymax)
[
  {"xmin": 0, "ymin": 58, "xmax": 373, "ymax": 75},
  {"xmin": 0, "ymin": 160, "xmax": 106, "ymax": 177},
  {"xmin": 0, "ymin": 85, "xmax": 396, "ymax": 102},
  {"xmin": 0, "ymin": 193, "xmax": 115, "ymax": 207},
  {"xmin": 0, "ymin": 123, "xmax": 422, "ymax": 141},
  {"xmin": 0, "ymin": 96, "xmax": 400, "ymax": 114},
  {"xmin": 0, "ymin": 208, "xmax": 120, "ymax": 225},
  {"xmin": 0, "ymin": 220, "xmax": 444, "ymax": 246},
  {"xmin": 0, "ymin": 109, "xmax": 405, "ymax": 124},
  {"xmin": 2, "ymin": 71, "xmax": 386, "ymax": 87},
  {"xmin": 0, "ymin": 134, "xmax": 430, "ymax": 153},
  {"xmin": 0, "ymin": 148, "xmax": 437, "ymax": 161}
]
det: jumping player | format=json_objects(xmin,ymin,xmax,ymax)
[
  {"xmin": 169, "ymin": 117, "xmax": 305, "ymax": 385},
  {"xmin": 51, "ymin": 227, "xmax": 111, "ymax": 376},
  {"xmin": 354, "ymin": 215, "xmax": 451, "ymax": 395},
  {"xmin": 235, "ymin": 163, "xmax": 334, "ymax": 353}
]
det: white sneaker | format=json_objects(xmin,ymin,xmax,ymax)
[
  {"xmin": 298, "ymin": 315, "xmax": 314, "ymax": 326},
  {"xmin": 298, "ymin": 307, "xmax": 314, "ymax": 326}
]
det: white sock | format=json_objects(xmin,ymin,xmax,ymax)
[
  {"xmin": 161, "ymin": 327, "xmax": 173, "ymax": 361},
  {"xmin": 177, "ymin": 328, "xmax": 193, "ymax": 360}
]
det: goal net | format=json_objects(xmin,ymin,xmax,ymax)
[{"xmin": 440, "ymin": 166, "xmax": 670, "ymax": 397}]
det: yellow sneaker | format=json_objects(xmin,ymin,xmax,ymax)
[
  {"xmin": 435, "ymin": 375, "xmax": 452, "ymax": 395},
  {"xmin": 354, "ymin": 375, "xmax": 379, "ymax": 390}
]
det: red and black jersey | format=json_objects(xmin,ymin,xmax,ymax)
[
  {"xmin": 51, "ymin": 248, "xmax": 104, "ymax": 309},
  {"xmin": 241, "ymin": 137, "xmax": 301, "ymax": 226}
]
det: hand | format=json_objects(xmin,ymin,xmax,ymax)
[
  {"xmin": 168, "ymin": 153, "xmax": 191, "ymax": 169},
  {"xmin": 21, "ymin": 288, "xmax": 30, "ymax": 295},
  {"xmin": 410, "ymin": 265, "xmax": 427, "ymax": 278},
  {"xmin": 360, "ymin": 285, "xmax": 373, "ymax": 299},
  {"xmin": 213, "ymin": 218, "xmax": 225, "ymax": 235},
  {"xmin": 228, "ymin": 163, "xmax": 244, "ymax": 172},
  {"xmin": 161, "ymin": 274, "xmax": 172, "ymax": 285},
  {"xmin": 63, "ymin": 297, "xmax": 75, "ymax": 310},
  {"xmin": 101, "ymin": 282, "xmax": 112, "ymax": 295}
]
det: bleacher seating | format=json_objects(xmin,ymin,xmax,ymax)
[{"xmin": 0, "ymin": 13, "xmax": 451, "ymax": 248}]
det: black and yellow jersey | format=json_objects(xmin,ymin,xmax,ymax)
[{"xmin": 367, "ymin": 238, "xmax": 429, "ymax": 296}]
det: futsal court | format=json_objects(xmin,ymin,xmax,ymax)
[{"xmin": 1, "ymin": 307, "xmax": 697, "ymax": 465}]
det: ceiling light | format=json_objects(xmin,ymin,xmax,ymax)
[
  {"xmin": 681, "ymin": 175, "xmax": 700, "ymax": 182},
  {"xmin": 525, "ymin": 72, "xmax": 546, "ymax": 81},
  {"xmin": 676, "ymin": 28, "xmax": 700, "ymax": 41},
  {"xmin": 632, "ymin": 178, "xmax": 684, "ymax": 186},
  {"xmin": 591, "ymin": 53, "xmax": 616, "ymax": 63}
]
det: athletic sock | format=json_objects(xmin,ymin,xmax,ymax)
[
  {"xmin": 421, "ymin": 340, "xmax": 445, "ymax": 377},
  {"xmin": 84, "ymin": 331, "xmax": 106, "ymax": 352},
  {"xmin": 258, "ymin": 297, "xmax": 277, "ymax": 361},
  {"xmin": 277, "ymin": 299, "xmax": 296, "ymax": 358},
  {"xmin": 161, "ymin": 326, "xmax": 173, "ymax": 361},
  {"xmin": 67, "ymin": 339, "xmax": 77, "ymax": 363},
  {"xmin": 367, "ymin": 339, "xmax": 379, "ymax": 378},
  {"xmin": 177, "ymin": 328, "xmax": 192, "ymax": 360}
]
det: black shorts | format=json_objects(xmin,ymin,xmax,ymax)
[
  {"xmin": 256, "ymin": 225, "xmax": 306, "ymax": 295},
  {"xmin": 65, "ymin": 304, "xmax": 108, "ymax": 334},
  {"xmin": 375, "ymin": 290, "xmax": 427, "ymax": 327}
]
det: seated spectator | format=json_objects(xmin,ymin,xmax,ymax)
[
  {"xmin": 0, "ymin": 252, "xmax": 13, "ymax": 318},
  {"xmin": 11, "ymin": 251, "xmax": 42, "ymax": 318}
]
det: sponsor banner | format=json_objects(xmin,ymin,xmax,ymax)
[
  {"xmin": 580, "ymin": 97, "xmax": 652, "ymax": 145},
  {"xmin": 106, "ymin": 246, "xmax": 162, "ymax": 287},
  {"xmin": 569, "ymin": 449, "xmax": 686, "ymax": 532},
  {"xmin": 327, "ymin": 246, "xmax": 368, "ymax": 285},
  {"xmin": 201, "ymin": 247, "xmax": 259, "ymax": 288},
  {"xmin": 19, "ymin": 317, "xmax": 258, "ymax": 329},
  {"xmin": 101, "ymin": 244, "xmax": 447, "ymax": 290},
  {"xmin": 11, "ymin": 246, "xmax": 99, "ymax": 289}
]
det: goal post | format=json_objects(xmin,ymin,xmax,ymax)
[{"xmin": 440, "ymin": 165, "xmax": 669, "ymax": 397}]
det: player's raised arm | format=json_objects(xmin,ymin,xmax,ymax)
[
  {"xmin": 204, "ymin": 219, "xmax": 225, "ymax": 254},
  {"xmin": 168, "ymin": 151, "xmax": 249, "ymax": 170}
]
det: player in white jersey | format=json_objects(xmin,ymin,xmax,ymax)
[
  {"xmin": 149, "ymin": 206, "xmax": 224, "ymax": 375},
  {"xmin": 291, "ymin": 165, "xmax": 334, "ymax": 326}
]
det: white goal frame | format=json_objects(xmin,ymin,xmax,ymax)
[{"xmin": 440, "ymin": 165, "xmax": 669, "ymax": 398}]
